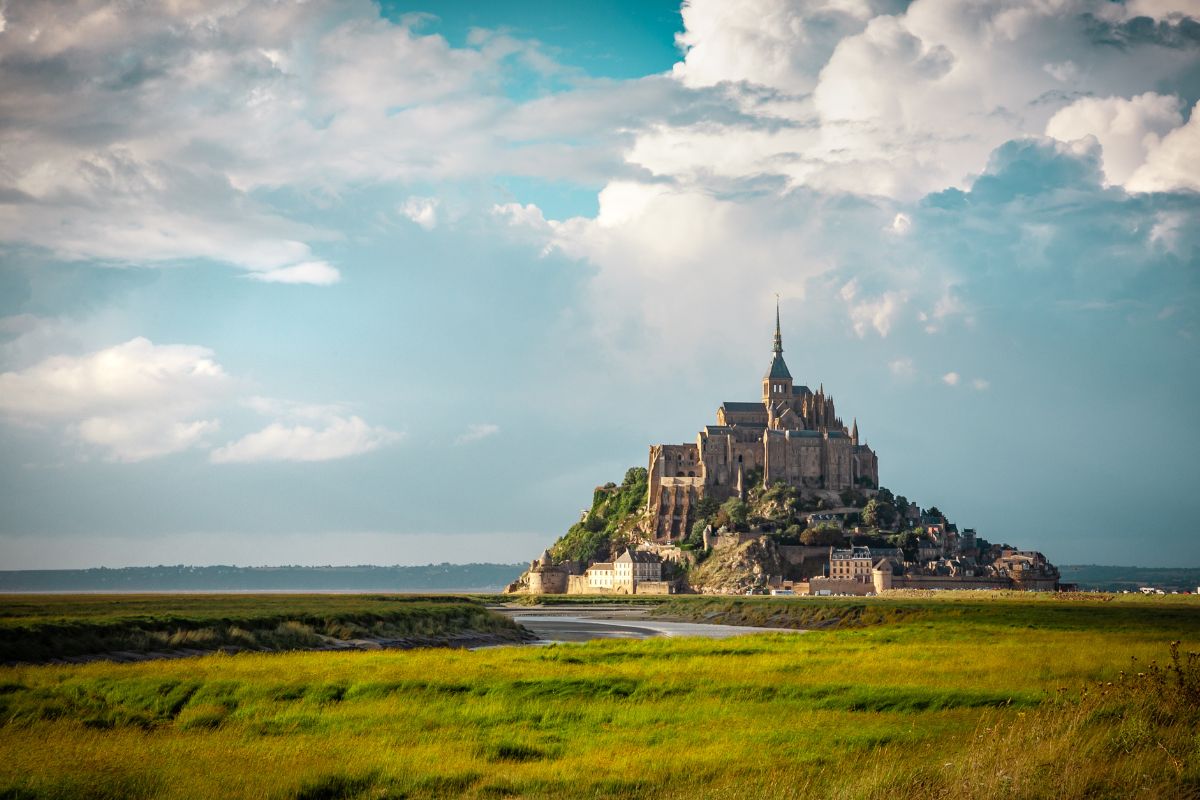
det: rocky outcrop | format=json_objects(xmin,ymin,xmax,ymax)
[{"xmin": 687, "ymin": 535, "xmax": 787, "ymax": 595}]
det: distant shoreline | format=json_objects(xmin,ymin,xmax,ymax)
[{"xmin": 0, "ymin": 563, "xmax": 526, "ymax": 593}]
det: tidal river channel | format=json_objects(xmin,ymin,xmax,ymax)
[{"xmin": 492, "ymin": 605, "xmax": 802, "ymax": 644}]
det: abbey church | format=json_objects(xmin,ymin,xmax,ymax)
[{"xmin": 647, "ymin": 306, "xmax": 880, "ymax": 541}]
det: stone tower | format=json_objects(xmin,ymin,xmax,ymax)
[{"xmin": 762, "ymin": 299, "xmax": 793, "ymax": 405}]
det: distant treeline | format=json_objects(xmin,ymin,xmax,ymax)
[
  {"xmin": 1060, "ymin": 564, "xmax": 1200, "ymax": 592},
  {"xmin": 0, "ymin": 563, "xmax": 526, "ymax": 592}
]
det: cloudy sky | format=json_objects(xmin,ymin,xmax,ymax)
[{"xmin": 0, "ymin": 0, "xmax": 1197, "ymax": 569}]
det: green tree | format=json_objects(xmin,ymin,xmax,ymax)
[
  {"xmin": 862, "ymin": 498, "xmax": 898, "ymax": 529},
  {"xmin": 694, "ymin": 496, "xmax": 720, "ymax": 521},
  {"xmin": 721, "ymin": 498, "xmax": 750, "ymax": 529},
  {"xmin": 683, "ymin": 518, "xmax": 709, "ymax": 549},
  {"xmin": 774, "ymin": 523, "xmax": 804, "ymax": 544},
  {"xmin": 888, "ymin": 530, "xmax": 919, "ymax": 560},
  {"xmin": 801, "ymin": 524, "xmax": 844, "ymax": 546}
]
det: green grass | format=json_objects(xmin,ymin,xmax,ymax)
[
  {"xmin": 1, "ymin": 593, "xmax": 1199, "ymax": 798},
  {"xmin": 0, "ymin": 595, "xmax": 526, "ymax": 662}
]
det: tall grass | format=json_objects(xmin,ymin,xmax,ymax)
[
  {"xmin": 0, "ymin": 595, "xmax": 526, "ymax": 663},
  {"xmin": 1, "ymin": 594, "xmax": 1198, "ymax": 798}
]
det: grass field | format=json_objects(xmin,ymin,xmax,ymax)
[
  {"xmin": 1, "ymin": 593, "xmax": 1198, "ymax": 799},
  {"xmin": 0, "ymin": 594, "xmax": 527, "ymax": 663}
]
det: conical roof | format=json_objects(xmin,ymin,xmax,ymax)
[
  {"xmin": 764, "ymin": 298, "xmax": 792, "ymax": 380},
  {"xmin": 765, "ymin": 352, "xmax": 792, "ymax": 380}
]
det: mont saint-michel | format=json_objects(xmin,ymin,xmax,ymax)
[
  {"xmin": 510, "ymin": 306, "xmax": 1059, "ymax": 596},
  {"xmin": 646, "ymin": 303, "xmax": 879, "ymax": 542}
]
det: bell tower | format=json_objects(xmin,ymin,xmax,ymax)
[{"xmin": 762, "ymin": 298, "xmax": 793, "ymax": 405}]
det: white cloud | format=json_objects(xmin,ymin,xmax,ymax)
[
  {"xmin": 493, "ymin": 202, "xmax": 552, "ymax": 231},
  {"xmin": 0, "ymin": 337, "xmax": 229, "ymax": 461},
  {"xmin": 1127, "ymin": 101, "xmax": 1200, "ymax": 193},
  {"xmin": 454, "ymin": 422, "xmax": 500, "ymax": 445},
  {"xmin": 77, "ymin": 416, "xmax": 221, "ymax": 463},
  {"xmin": 0, "ymin": 1, "xmax": 667, "ymax": 279},
  {"xmin": 942, "ymin": 371, "xmax": 961, "ymax": 386},
  {"xmin": 972, "ymin": 378, "xmax": 990, "ymax": 391},
  {"xmin": 248, "ymin": 261, "xmax": 342, "ymax": 286},
  {"xmin": 672, "ymin": 0, "xmax": 877, "ymax": 93},
  {"xmin": 632, "ymin": 0, "xmax": 1200, "ymax": 199},
  {"xmin": 1046, "ymin": 93, "xmax": 1185, "ymax": 186},
  {"xmin": 401, "ymin": 197, "xmax": 440, "ymax": 230},
  {"xmin": 847, "ymin": 290, "xmax": 906, "ymax": 338},
  {"xmin": 211, "ymin": 416, "xmax": 402, "ymax": 463},
  {"xmin": 889, "ymin": 357, "xmax": 915, "ymax": 379}
]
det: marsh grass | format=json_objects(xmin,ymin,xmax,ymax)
[
  {"xmin": 1, "ymin": 594, "xmax": 1198, "ymax": 798},
  {"xmin": 0, "ymin": 595, "xmax": 525, "ymax": 663}
]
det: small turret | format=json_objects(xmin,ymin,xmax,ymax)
[{"xmin": 851, "ymin": 418, "xmax": 859, "ymax": 445}]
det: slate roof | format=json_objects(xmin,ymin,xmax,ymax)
[
  {"xmin": 764, "ymin": 352, "xmax": 793, "ymax": 380},
  {"xmin": 616, "ymin": 549, "xmax": 661, "ymax": 564},
  {"xmin": 721, "ymin": 401, "xmax": 766, "ymax": 412}
]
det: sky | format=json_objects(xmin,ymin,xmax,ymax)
[{"xmin": 0, "ymin": 0, "xmax": 1198, "ymax": 569}]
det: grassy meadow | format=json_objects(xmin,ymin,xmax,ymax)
[
  {"xmin": 1, "ymin": 593, "xmax": 1198, "ymax": 799},
  {"xmin": 0, "ymin": 594, "xmax": 527, "ymax": 663}
]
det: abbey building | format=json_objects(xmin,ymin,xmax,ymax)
[{"xmin": 647, "ymin": 306, "xmax": 880, "ymax": 541}]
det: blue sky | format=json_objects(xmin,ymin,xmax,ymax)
[{"xmin": 0, "ymin": 0, "xmax": 1198, "ymax": 568}]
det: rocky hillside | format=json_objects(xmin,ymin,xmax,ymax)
[
  {"xmin": 686, "ymin": 536, "xmax": 788, "ymax": 595},
  {"xmin": 548, "ymin": 467, "xmax": 649, "ymax": 564}
]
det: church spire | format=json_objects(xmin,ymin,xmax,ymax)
[
  {"xmin": 851, "ymin": 418, "xmax": 859, "ymax": 445},
  {"xmin": 763, "ymin": 296, "xmax": 793, "ymax": 389},
  {"xmin": 773, "ymin": 295, "xmax": 783, "ymax": 355}
]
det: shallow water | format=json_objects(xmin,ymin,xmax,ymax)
[{"xmin": 505, "ymin": 612, "xmax": 802, "ymax": 644}]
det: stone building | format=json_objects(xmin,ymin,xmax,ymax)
[
  {"xmin": 566, "ymin": 549, "xmax": 672, "ymax": 595},
  {"xmin": 614, "ymin": 549, "xmax": 663, "ymax": 593},
  {"xmin": 647, "ymin": 305, "xmax": 880, "ymax": 541},
  {"xmin": 525, "ymin": 550, "xmax": 568, "ymax": 594},
  {"xmin": 828, "ymin": 546, "xmax": 904, "ymax": 583},
  {"xmin": 584, "ymin": 562, "xmax": 614, "ymax": 591}
]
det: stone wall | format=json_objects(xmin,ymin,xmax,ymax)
[
  {"xmin": 527, "ymin": 568, "xmax": 568, "ymax": 594},
  {"xmin": 806, "ymin": 577, "xmax": 875, "ymax": 596}
]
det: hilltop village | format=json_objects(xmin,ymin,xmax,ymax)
[{"xmin": 507, "ymin": 307, "xmax": 1060, "ymax": 596}]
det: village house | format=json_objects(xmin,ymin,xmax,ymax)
[
  {"xmin": 614, "ymin": 549, "xmax": 662, "ymax": 592},
  {"xmin": 827, "ymin": 546, "xmax": 904, "ymax": 584},
  {"xmin": 585, "ymin": 562, "xmax": 614, "ymax": 591}
]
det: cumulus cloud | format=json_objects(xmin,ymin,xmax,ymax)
[
  {"xmin": 889, "ymin": 357, "xmax": 916, "ymax": 379},
  {"xmin": 1127, "ymin": 101, "xmax": 1200, "ymax": 192},
  {"xmin": 846, "ymin": 290, "xmax": 906, "ymax": 338},
  {"xmin": 248, "ymin": 261, "xmax": 342, "ymax": 286},
  {"xmin": 211, "ymin": 397, "xmax": 401, "ymax": 463},
  {"xmin": 0, "ymin": 0, "xmax": 681, "ymax": 279},
  {"xmin": 1046, "ymin": 93, "xmax": 1186, "ymax": 186},
  {"xmin": 0, "ymin": 338, "xmax": 228, "ymax": 461},
  {"xmin": 632, "ymin": 0, "xmax": 1200, "ymax": 198},
  {"xmin": 453, "ymin": 423, "xmax": 500, "ymax": 445},
  {"xmin": 210, "ymin": 416, "xmax": 402, "ymax": 463},
  {"xmin": 972, "ymin": 378, "xmax": 990, "ymax": 391},
  {"xmin": 942, "ymin": 371, "xmax": 961, "ymax": 386},
  {"xmin": 401, "ymin": 197, "xmax": 440, "ymax": 230}
]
